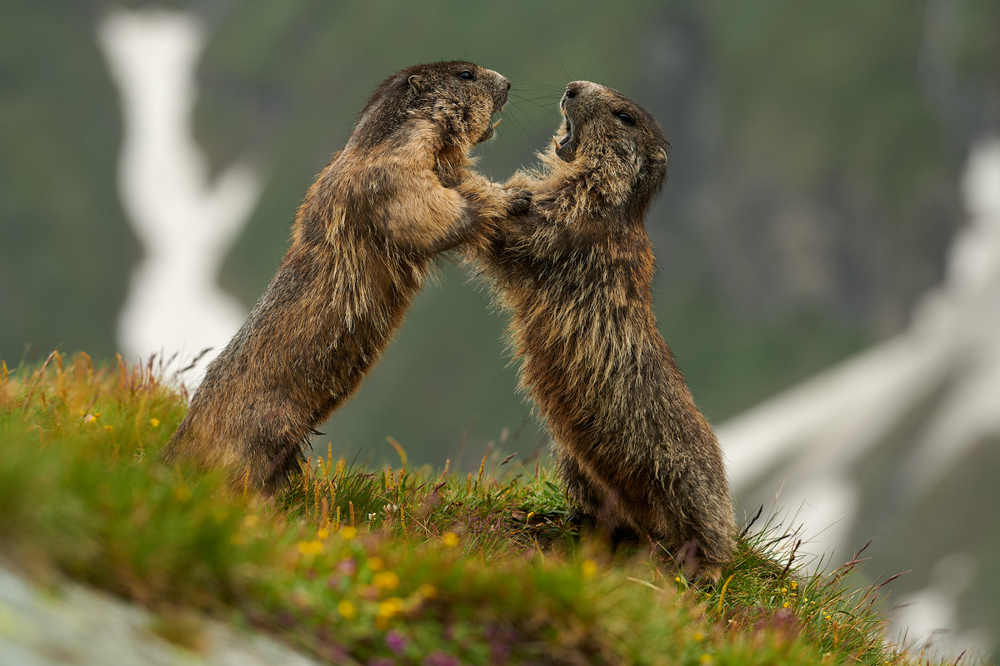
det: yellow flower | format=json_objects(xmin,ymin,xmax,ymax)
[
  {"xmin": 104, "ymin": 425, "xmax": 114, "ymax": 434},
  {"xmin": 368, "ymin": 556, "xmax": 385, "ymax": 571},
  {"xmin": 317, "ymin": 528, "xmax": 330, "ymax": 540},
  {"xmin": 297, "ymin": 540, "xmax": 323, "ymax": 556},
  {"xmin": 699, "ymin": 655, "xmax": 713, "ymax": 664},
  {"xmin": 377, "ymin": 597, "xmax": 404, "ymax": 618},
  {"xmin": 341, "ymin": 526, "xmax": 357, "ymax": 540},
  {"xmin": 149, "ymin": 418, "xmax": 160, "ymax": 427},
  {"xmin": 374, "ymin": 571, "xmax": 400, "ymax": 591},
  {"xmin": 174, "ymin": 485, "xmax": 192, "ymax": 503},
  {"xmin": 693, "ymin": 631, "xmax": 704, "ymax": 642},
  {"xmin": 783, "ymin": 602, "xmax": 790, "ymax": 608},
  {"xmin": 581, "ymin": 559, "xmax": 597, "ymax": 579},
  {"xmin": 417, "ymin": 584, "xmax": 437, "ymax": 599},
  {"xmin": 442, "ymin": 532, "xmax": 460, "ymax": 548},
  {"xmin": 83, "ymin": 414, "xmax": 98, "ymax": 424},
  {"xmin": 790, "ymin": 581, "xmax": 798, "ymax": 590},
  {"xmin": 675, "ymin": 576, "xmax": 681, "ymax": 583},
  {"xmin": 337, "ymin": 600, "xmax": 356, "ymax": 620},
  {"xmin": 781, "ymin": 587, "xmax": 787, "ymax": 594}
]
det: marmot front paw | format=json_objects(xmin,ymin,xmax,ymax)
[{"xmin": 505, "ymin": 188, "xmax": 532, "ymax": 214}]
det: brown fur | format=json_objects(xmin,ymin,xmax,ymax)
[
  {"xmin": 164, "ymin": 61, "xmax": 526, "ymax": 493},
  {"xmin": 468, "ymin": 81, "xmax": 736, "ymax": 573}
]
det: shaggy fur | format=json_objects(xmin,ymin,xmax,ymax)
[
  {"xmin": 164, "ymin": 62, "xmax": 527, "ymax": 493},
  {"xmin": 468, "ymin": 81, "xmax": 736, "ymax": 574}
]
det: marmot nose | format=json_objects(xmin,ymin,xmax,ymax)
[{"xmin": 505, "ymin": 79, "xmax": 511, "ymax": 91}]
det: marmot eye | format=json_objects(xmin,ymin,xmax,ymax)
[
  {"xmin": 616, "ymin": 112, "xmax": 636, "ymax": 126},
  {"xmin": 458, "ymin": 70, "xmax": 475, "ymax": 80}
]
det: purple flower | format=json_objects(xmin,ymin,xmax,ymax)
[
  {"xmin": 422, "ymin": 649, "xmax": 461, "ymax": 666},
  {"xmin": 338, "ymin": 558, "xmax": 357, "ymax": 575},
  {"xmin": 385, "ymin": 629, "xmax": 409, "ymax": 654}
]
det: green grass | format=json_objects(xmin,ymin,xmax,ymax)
[{"xmin": 0, "ymin": 352, "xmax": 976, "ymax": 665}]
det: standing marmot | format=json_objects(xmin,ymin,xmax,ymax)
[
  {"xmin": 468, "ymin": 81, "xmax": 736, "ymax": 574},
  {"xmin": 164, "ymin": 61, "xmax": 526, "ymax": 493}
]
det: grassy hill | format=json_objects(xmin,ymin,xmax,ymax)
[{"xmin": 0, "ymin": 352, "xmax": 977, "ymax": 665}]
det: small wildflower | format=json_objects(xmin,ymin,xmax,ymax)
[
  {"xmin": 368, "ymin": 556, "xmax": 385, "ymax": 571},
  {"xmin": 781, "ymin": 587, "xmax": 787, "ymax": 594},
  {"xmin": 174, "ymin": 485, "xmax": 191, "ymax": 502},
  {"xmin": 385, "ymin": 629, "xmax": 409, "ymax": 654},
  {"xmin": 149, "ymin": 418, "xmax": 160, "ymax": 427},
  {"xmin": 104, "ymin": 425, "xmax": 114, "ymax": 434},
  {"xmin": 783, "ymin": 602, "xmax": 790, "ymax": 608},
  {"xmin": 442, "ymin": 532, "xmax": 460, "ymax": 548},
  {"xmin": 317, "ymin": 527, "xmax": 330, "ymax": 540},
  {"xmin": 693, "ymin": 631, "xmax": 704, "ymax": 642},
  {"xmin": 341, "ymin": 526, "xmax": 357, "ymax": 540},
  {"xmin": 790, "ymin": 581, "xmax": 798, "ymax": 590},
  {"xmin": 581, "ymin": 559, "xmax": 597, "ymax": 579},
  {"xmin": 338, "ymin": 558, "xmax": 357, "ymax": 575},
  {"xmin": 377, "ymin": 597, "xmax": 404, "ymax": 618},
  {"xmin": 699, "ymin": 655, "xmax": 713, "ymax": 664},
  {"xmin": 675, "ymin": 576, "xmax": 682, "ymax": 583},
  {"xmin": 417, "ymin": 583, "xmax": 437, "ymax": 599},
  {"xmin": 337, "ymin": 600, "xmax": 357, "ymax": 620},
  {"xmin": 374, "ymin": 571, "xmax": 400, "ymax": 591},
  {"xmin": 297, "ymin": 540, "xmax": 323, "ymax": 556},
  {"xmin": 83, "ymin": 413, "xmax": 100, "ymax": 424}
]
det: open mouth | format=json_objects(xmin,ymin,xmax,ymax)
[
  {"xmin": 557, "ymin": 116, "xmax": 572, "ymax": 148},
  {"xmin": 553, "ymin": 114, "xmax": 575, "ymax": 160},
  {"xmin": 478, "ymin": 101, "xmax": 505, "ymax": 144}
]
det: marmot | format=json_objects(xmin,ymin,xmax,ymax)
[
  {"xmin": 164, "ymin": 61, "xmax": 527, "ymax": 493},
  {"xmin": 468, "ymin": 81, "xmax": 736, "ymax": 574}
]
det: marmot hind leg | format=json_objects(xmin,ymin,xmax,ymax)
[
  {"xmin": 558, "ymin": 452, "xmax": 630, "ymax": 529},
  {"xmin": 647, "ymin": 449, "xmax": 736, "ymax": 578},
  {"xmin": 241, "ymin": 399, "xmax": 314, "ymax": 494},
  {"xmin": 557, "ymin": 451, "xmax": 604, "ymax": 517}
]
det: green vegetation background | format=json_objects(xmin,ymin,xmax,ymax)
[
  {"xmin": 5, "ymin": 0, "xmax": 997, "ymax": 468},
  {"xmin": 1, "ymin": 0, "xmax": 997, "ymax": 486}
]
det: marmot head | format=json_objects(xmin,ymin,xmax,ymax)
[
  {"xmin": 357, "ymin": 61, "xmax": 509, "ymax": 151},
  {"xmin": 551, "ymin": 81, "xmax": 668, "ymax": 213}
]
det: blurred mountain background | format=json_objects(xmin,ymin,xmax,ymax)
[{"xmin": 1, "ymin": 0, "xmax": 997, "ymax": 657}]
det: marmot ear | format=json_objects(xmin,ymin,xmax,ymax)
[
  {"xmin": 408, "ymin": 75, "xmax": 425, "ymax": 92},
  {"xmin": 652, "ymin": 147, "xmax": 668, "ymax": 164}
]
